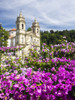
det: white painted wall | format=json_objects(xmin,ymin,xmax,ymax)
[
  {"xmin": 9, "ymin": 31, "xmax": 16, "ymax": 36},
  {"xmin": 7, "ymin": 39, "xmax": 11, "ymax": 47},
  {"xmin": 13, "ymin": 38, "xmax": 15, "ymax": 46}
]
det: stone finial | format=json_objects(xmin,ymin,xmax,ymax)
[
  {"xmin": 34, "ymin": 18, "xmax": 37, "ymax": 22},
  {"xmin": 19, "ymin": 11, "xmax": 22, "ymax": 17},
  {"xmin": 34, "ymin": 18, "xmax": 38, "ymax": 23}
]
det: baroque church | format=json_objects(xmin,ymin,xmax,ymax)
[{"xmin": 8, "ymin": 12, "xmax": 40, "ymax": 57}]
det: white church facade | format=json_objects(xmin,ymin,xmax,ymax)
[{"xmin": 8, "ymin": 12, "xmax": 40, "ymax": 57}]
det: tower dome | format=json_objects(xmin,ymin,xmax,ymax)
[
  {"xmin": 32, "ymin": 19, "xmax": 40, "ymax": 36},
  {"xmin": 32, "ymin": 19, "xmax": 40, "ymax": 28}
]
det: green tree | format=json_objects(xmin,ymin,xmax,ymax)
[
  {"xmin": 27, "ymin": 27, "xmax": 31, "ymax": 31},
  {"xmin": 0, "ymin": 26, "xmax": 9, "ymax": 64},
  {"xmin": 50, "ymin": 30, "xmax": 54, "ymax": 34},
  {"xmin": 0, "ymin": 27, "xmax": 9, "ymax": 47},
  {"xmin": 40, "ymin": 29, "xmax": 75, "ymax": 46}
]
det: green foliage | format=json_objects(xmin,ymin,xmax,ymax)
[
  {"xmin": 41, "ymin": 30, "xmax": 75, "ymax": 45},
  {"xmin": 0, "ymin": 27, "xmax": 9, "ymax": 47},
  {"xmin": 0, "ymin": 42, "xmax": 75, "ymax": 99},
  {"xmin": 27, "ymin": 27, "xmax": 31, "ymax": 31},
  {"xmin": 1, "ymin": 57, "xmax": 23, "ymax": 74},
  {"xmin": 24, "ymin": 42, "xmax": 75, "ymax": 72}
]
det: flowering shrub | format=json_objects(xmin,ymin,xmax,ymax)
[
  {"xmin": 25, "ymin": 57, "xmax": 75, "ymax": 72},
  {"xmin": 0, "ymin": 46, "xmax": 23, "ymax": 53},
  {"xmin": 0, "ymin": 57, "xmax": 23, "ymax": 75},
  {"xmin": 0, "ymin": 46, "xmax": 23, "ymax": 64},
  {"xmin": 25, "ymin": 42, "xmax": 75, "ymax": 71},
  {"xmin": 0, "ymin": 42, "xmax": 75, "ymax": 100},
  {"xmin": 0, "ymin": 65, "xmax": 75, "ymax": 100}
]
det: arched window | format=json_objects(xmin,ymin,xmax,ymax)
[
  {"xmin": 22, "ymin": 24, "xmax": 24, "ymax": 29},
  {"xmin": 33, "ymin": 28, "xmax": 35, "ymax": 33},
  {"xmin": 17, "ymin": 24, "xmax": 19, "ymax": 29},
  {"xmin": 37, "ymin": 29, "xmax": 38, "ymax": 33},
  {"xmin": 16, "ymin": 36, "xmax": 18, "ymax": 44}
]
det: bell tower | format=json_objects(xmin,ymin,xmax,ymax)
[
  {"xmin": 32, "ymin": 19, "xmax": 40, "ymax": 37},
  {"xmin": 16, "ymin": 11, "xmax": 25, "ymax": 46},
  {"xmin": 32, "ymin": 19, "xmax": 40, "ymax": 51}
]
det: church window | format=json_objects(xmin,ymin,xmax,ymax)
[
  {"xmin": 34, "ymin": 39, "xmax": 36, "ymax": 42},
  {"xmin": 30, "ymin": 36, "xmax": 32, "ymax": 42},
  {"xmin": 17, "ymin": 24, "xmax": 19, "ymax": 29},
  {"xmin": 16, "ymin": 36, "xmax": 18, "ymax": 44},
  {"xmin": 22, "ymin": 36, "xmax": 24, "ymax": 43},
  {"xmin": 37, "ymin": 29, "xmax": 38, "ymax": 33},
  {"xmin": 33, "ymin": 28, "xmax": 35, "ymax": 33},
  {"xmin": 34, "ymin": 39, "xmax": 36, "ymax": 43},
  {"xmin": 22, "ymin": 24, "xmax": 24, "ymax": 29}
]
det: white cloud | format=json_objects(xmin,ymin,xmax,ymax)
[
  {"xmin": 0, "ymin": 0, "xmax": 36, "ymax": 10},
  {"xmin": 0, "ymin": 0, "xmax": 75, "ymax": 30}
]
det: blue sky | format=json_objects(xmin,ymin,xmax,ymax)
[{"xmin": 0, "ymin": 0, "xmax": 75, "ymax": 31}]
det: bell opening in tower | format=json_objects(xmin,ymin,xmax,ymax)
[{"xmin": 22, "ymin": 24, "xmax": 24, "ymax": 29}]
